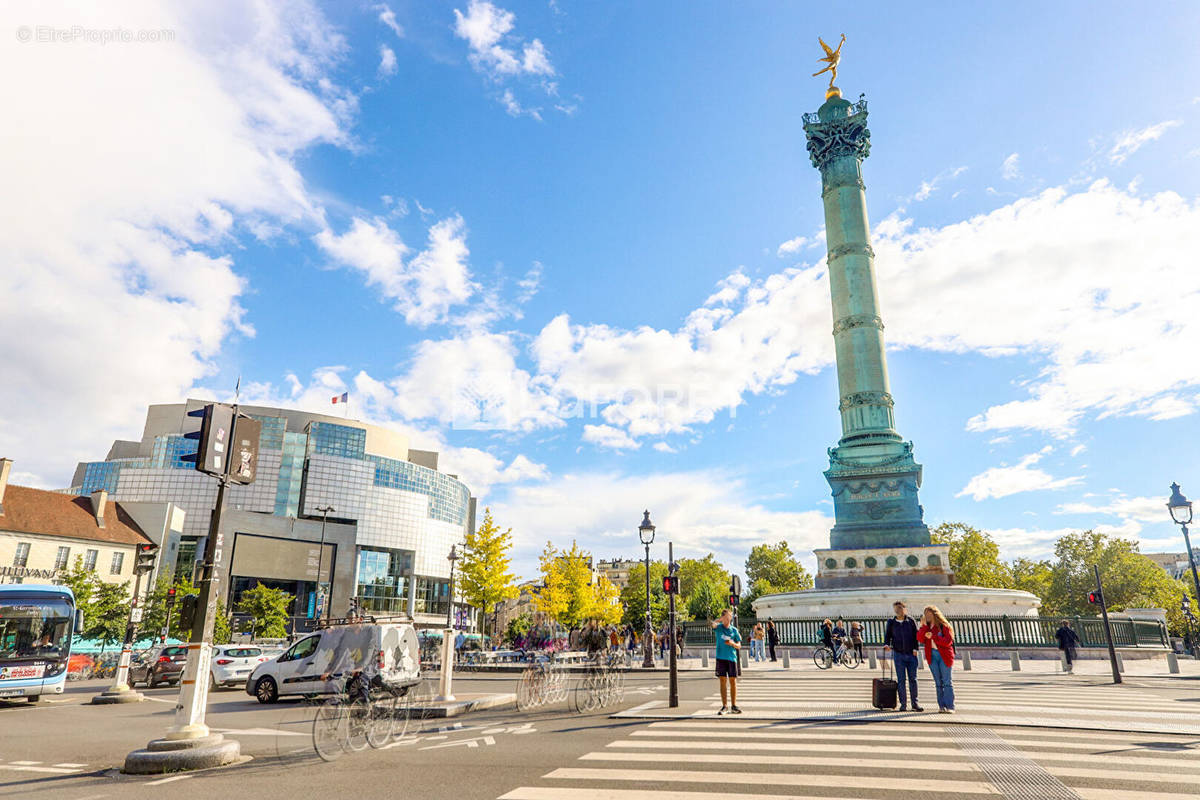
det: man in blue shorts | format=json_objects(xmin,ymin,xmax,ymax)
[{"xmin": 712, "ymin": 608, "xmax": 742, "ymax": 714}]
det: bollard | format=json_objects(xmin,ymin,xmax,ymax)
[
  {"xmin": 1116, "ymin": 653, "xmax": 1125, "ymax": 673},
  {"xmin": 782, "ymin": 649, "xmax": 790, "ymax": 669},
  {"xmin": 1167, "ymin": 653, "xmax": 1180, "ymax": 674},
  {"xmin": 1059, "ymin": 653, "xmax": 1068, "ymax": 672},
  {"xmin": 868, "ymin": 650, "xmax": 878, "ymax": 670},
  {"xmin": 740, "ymin": 648, "xmax": 749, "ymax": 668},
  {"xmin": 962, "ymin": 651, "xmax": 972, "ymax": 671},
  {"xmin": 702, "ymin": 650, "xmax": 709, "ymax": 668},
  {"xmin": 916, "ymin": 654, "xmax": 924, "ymax": 670},
  {"xmin": 1010, "ymin": 651, "xmax": 1021, "ymax": 671}
]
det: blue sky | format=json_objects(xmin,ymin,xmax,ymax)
[{"xmin": 3, "ymin": 1, "xmax": 1199, "ymax": 580}]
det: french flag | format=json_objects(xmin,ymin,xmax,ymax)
[{"xmin": 331, "ymin": 392, "xmax": 348, "ymax": 405}]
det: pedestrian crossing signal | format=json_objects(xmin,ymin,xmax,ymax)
[
  {"xmin": 1087, "ymin": 591, "xmax": 1101, "ymax": 605},
  {"xmin": 662, "ymin": 576, "xmax": 679, "ymax": 594},
  {"xmin": 728, "ymin": 594, "xmax": 738, "ymax": 607}
]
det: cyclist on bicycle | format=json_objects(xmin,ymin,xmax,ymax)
[
  {"xmin": 831, "ymin": 618, "xmax": 848, "ymax": 659},
  {"xmin": 819, "ymin": 618, "xmax": 835, "ymax": 654}
]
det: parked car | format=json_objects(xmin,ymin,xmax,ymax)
[
  {"xmin": 129, "ymin": 645, "xmax": 188, "ymax": 688},
  {"xmin": 210, "ymin": 645, "xmax": 268, "ymax": 689},
  {"xmin": 246, "ymin": 622, "xmax": 420, "ymax": 704}
]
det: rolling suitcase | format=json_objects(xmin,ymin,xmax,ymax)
[{"xmin": 872, "ymin": 652, "xmax": 898, "ymax": 710}]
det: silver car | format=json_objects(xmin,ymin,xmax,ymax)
[{"xmin": 210, "ymin": 646, "xmax": 267, "ymax": 689}]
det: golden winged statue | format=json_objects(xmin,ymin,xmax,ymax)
[{"xmin": 812, "ymin": 34, "xmax": 846, "ymax": 93}]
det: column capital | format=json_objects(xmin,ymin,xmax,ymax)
[{"xmin": 803, "ymin": 96, "xmax": 870, "ymax": 171}]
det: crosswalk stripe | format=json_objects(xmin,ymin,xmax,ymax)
[
  {"xmin": 609, "ymin": 739, "xmax": 963, "ymax": 755},
  {"xmin": 646, "ymin": 720, "xmax": 1180, "ymax": 744},
  {"xmin": 712, "ymin": 701, "xmax": 1199, "ymax": 719},
  {"xmin": 502, "ymin": 790, "xmax": 969, "ymax": 800},
  {"xmin": 543, "ymin": 768, "xmax": 1001, "ymax": 795},
  {"xmin": 1074, "ymin": 789, "xmax": 1200, "ymax": 800},
  {"xmin": 579, "ymin": 751, "xmax": 978, "ymax": 771}
]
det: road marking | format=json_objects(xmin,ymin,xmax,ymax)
[
  {"xmin": 211, "ymin": 727, "xmax": 305, "ymax": 737},
  {"xmin": 10, "ymin": 761, "xmax": 40, "ymax": 765},
  {"xmin": 609, "ymin": 739, "xmax": 964, "ymax": 755},
  {"xmin": 543, "ymin": 767, "xmax": 1001, "ymax": 794},
  {"xmin": 145, "ymin": 774, "xmax": 191, "ymax": 785},
  {"xmin": 53, "ymin": 762, "xmax": 88, "ymax": 767},
  {"xmin": 620, "ymin": 700, "xmax": 663, "ymax": 715},
  {"xmin": 1, "ymin": 765, "xmax": 82, "ymax": 774},
  {"xmin": 421, "ymin": 735, "xmax": 495, "ymax": 750},
  {"xmin": 580, "ymin": 751, "xmax": 977, "ymax": 771}
]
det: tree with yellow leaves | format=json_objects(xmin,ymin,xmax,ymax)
[
  {"xmin": 458, "ymin": 508, "xmax": 519, "ymax": 639},
  {"xmin": 534, "ymin": 540, "xmax": 621, "ymax": 628}
]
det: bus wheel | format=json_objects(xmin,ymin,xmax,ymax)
[{"xmin": 27, "ymin": 695, "xmax": 40, "ymax": 703}]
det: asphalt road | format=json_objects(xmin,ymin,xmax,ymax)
[{"xmin": 3, "ymin": 667, "xmax": 1198, "ymax": 800}]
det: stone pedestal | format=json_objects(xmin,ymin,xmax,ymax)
[
  {"xmin": 753, "ymin": 585, "xmax": 1041, "ymax": 620},
  {"xmin": 815, "ymin": 543, "xmax": 951, "ymax": 589},
  {"xmin": 123, "ymin": 734, "xmax": 241, "ymax": 774}
]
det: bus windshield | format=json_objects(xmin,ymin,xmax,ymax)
[{"xmin": 0, "ymin": 598, "xmax": 73, "ymax": 659}]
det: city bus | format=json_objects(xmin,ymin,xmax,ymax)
[{"xmin": 0, "ymin": 584, "xmax": 84, "ymax": 702}]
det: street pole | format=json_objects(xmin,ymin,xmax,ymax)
[
  {"xmin": 109, "ymin": 568, "xmax": 144, "ymax": 694},
  {"xmin": 1180, "ymin": 521, "xmax": 1200, "ymax": 647},
  {"xmin": 315, "ymin": 505, "xmax": 334, "ymax": 625},
  {"xmin": 1095, "ymin": 565, "xmax": 1122, "ymax": 685},
  {"xmin": 668, "ymin": 541, "xmax": 678, "ymax": 708},
  {"xmin": 642, "ymin": 540, "xmax": 654, "ymax": 669},
  {"xmin": 438, "ymin": 545, "xmax": 458, "ymax": 702}
]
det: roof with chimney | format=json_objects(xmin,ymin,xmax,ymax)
[{"xmin": 0, "ymin": 485, "xmax": 153, "ymax": 546}]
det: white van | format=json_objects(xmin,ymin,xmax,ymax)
[{"xmin": 246, "ymin": 622, "xmax": 420, "ymax": 704}]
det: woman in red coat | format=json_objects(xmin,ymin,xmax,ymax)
[{"xmin": 917, "ymin": 606, "xmax": 955, "ymax": 713}]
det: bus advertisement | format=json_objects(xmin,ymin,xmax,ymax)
[{"xmin": 0, "ymin": 584, "xmax": 84, "ymax": 702}]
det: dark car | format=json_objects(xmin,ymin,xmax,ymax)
[{"xmin": 129, "ymin": 645, "xmax": 188, "ymax": 688}]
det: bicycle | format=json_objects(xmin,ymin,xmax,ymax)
[
  {"xmin": 516, "ymin": 653, "xmax": 567, "ymax": 711},
  {"xmin": 812, "ymin": 644, "xmax": 859, "ymax": 670},
  {"xmin": 312, "ymin": 673, "xmax": 410, "ymax": 761}
]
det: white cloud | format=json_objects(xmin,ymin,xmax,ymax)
[
  {"xmin": 378, "ymin": 44, "xmax": 397, "ymax": 77},
  {"xmin": 1002, "ymin": 152, "xmax": 1020, "ymax": 180},
  {"xmin": 453, "ymin": 0, "xmax": 554, "ymax": 79},
  {"xmin": 452, "ymin": 0, "xmax": 561, "ymax": 117},
  {"xmin": 314, "ymin": 215, "xmax": 475, "ymax": 326},
  {"xmin": 489, "ymin": 470, "xmax": 833, "ymax": 579},
  {"xmin": 375, "ymin": 4, "xmax": 404, "ymax": 38},
  {"xmin": 957, "ymin": 451, "xmax": 1083, "ymax": 501},
  {"xmin": 0, "ymin": 1, "xmax": 351, "ymax": 487},
  {"xmin": 909, "ymin": 166, "xmax": 967, "ymax": 203},
  {"xmin": 776, "ymin": 236, "xmax": 808, "ymax": 257},
  {"xmin": 1109, "ymin": 120, "xmax": 1181, "ymax": 165},
  {"xmin": 1055, "ymin": 495, "xmax": 1166, "ymax": 523},
  {"xmin": 582, "ymin": 424, "xmax": 640, "ymax": 450},
  {"xmin": 652, "ymin": 442, "xmax": 677, "ymax": 454}
]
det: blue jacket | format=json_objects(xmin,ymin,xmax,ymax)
[{"xmin": 884, "ymin": 617, "xmax": 918, "ymax": 655}]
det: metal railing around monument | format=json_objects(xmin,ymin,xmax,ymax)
[{"xmin": 682, "ymin": 615, "xmax": 1169, "ymax": 649}]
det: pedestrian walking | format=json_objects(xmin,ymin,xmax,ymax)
[
  {"xmin": 918, "ymin": 605, "xmax": 955, "ymax": 713},
  {"xmin": 751, "ymin": 622, "xmax": 766, "ymax": 662},
  {"xmin": 1055, "ymin": 619, "xmax": 1080, "ymax": 673},
  {"xmin": 766, "ymin": 619, "xmax": 779, "ymax": 661},
  {"xmin": 883, "ymin": 601, "xmax": 923, "ymax": 712},
  {"xmin": 819, "ymin": 618, "xmax": 835, "ymax": 654},
  {"xmin": 849, "ymin": 621, "xmax": 864, "ymax": 663},
  {"xmin": 711, "ymin": 608, "xmax": 742, "ymax": 714}
]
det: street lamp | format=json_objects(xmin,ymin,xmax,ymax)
[
  {"xmin": 446, "ymin": 544, "xmax": 459, "ymax": 629},
  {"xmin": 315, "ymin": 505, "xmax": 335, "ymax": 624},
  {"xmin": 639, "ymin": 510, "xmax": 656, "ymax": 669},
  {"xmin": 1167, "ymin": 483, "xmax": 1200, "ymax": 658},
  {"xmin": 1182, "ymin": 595, "xmax": 1197, "ymax": 658}
]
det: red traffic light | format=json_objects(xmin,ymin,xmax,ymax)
[
  {"xmin": 1087, "ymin": 591, "xmax": 1101, "ymax": 604},
  {"xmin": 728, "ymin": 594, "xmax": 738, "ymax": 606},
  {"xmin": 166, "ymin": 587, "xmax": 177, "ymax": 598},
  {"xmin": 661, "ymin": 576, "xmax": 679, "ymax": 594}
]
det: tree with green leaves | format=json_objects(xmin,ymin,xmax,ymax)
[
  {"xmin": 533, "ymin": 541, "xmax": 617, "ymax": 628},
  {"xmin": 677, "ymin": 554, "xmax": 728, "ymax": 603},
  {"xmin": 504, "ymin": 612, "xmax": 533, "ymax": 646},
  {"xmin": 140, "ymin": 575, "xmax": 197, "ymax": 642},
  {"xmin": 1043, "ymin": 531, "xmax": 1195, "ymax": 632},
  {"xmin": 687, "ymin": 579, "xmax": 725, "ymax": 621},
  {"xmin": 739, "ymin": 577, "xmax": 778, "ymax": 619},
  {"xmin": 57, "ymin": 556, "xmax": 96, "ymax": 611},
  {"xmin": 620, "ymin": 561, "xmax": 669, "ymax": 629},
  {"xmin": 745, "ymin": 541, "xmax": 813, "ymax": 593},
  {"xmin": 1011, "ymin": 557, "xmax": 1053, "ymax": 601},
  {"xmin": 930, "ymin": 522, "xmax": 1013, "ymax": 588},
  {"xmin": 213, "ymin": 599, "xmax": 232, "ymax": 645},
  {"xmin": 458, "ymin": 508, "xmax": 519, "ymax": 639},
  {"xmin": 84, "ymin": 580, "xmax": 131, "ymax": 653},
  {"xmin": 237, "ymin": 583, "xmax": 293, "ymax": 639}
]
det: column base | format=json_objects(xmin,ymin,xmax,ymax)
[
  {"xmin": 123, "ymin": 733, "xmax": 241, "ymax": 774},
  {"xmin": 91, "ymin": 685, "xmax": 144, "ymax": 705}
]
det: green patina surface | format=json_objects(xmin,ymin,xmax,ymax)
[{"xmin": 804, "ymin": 94, "xmax": 931, "ymax": 552}]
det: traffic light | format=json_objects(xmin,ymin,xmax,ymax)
[
  {"xmin": 166, "ymin": 586, "xmax": 177, "ymax": 601},
  {"xmin": 181, "ymin": 403, "xmax": 234, "ymax": 478},
  {"xmin": 227, "ymin": 414, "xmax": 261, "ymax": 485},
  {"xmin": 178, "ymin": 593, "xmax": 199, "ymax": 631},
  {"xmin": 729, "ymin": 594, "xmax": 738, "ymax": 607},
  {"xmin": 1087, "ymin": 591, "xmax": 1102, "ymax": 605},
  {"xmin": 662, "ymin": 575, "xmax": 679, "ymax": 594},
  {"xmin": 135, "ymin": 543, "xmax": 158, "ymax": 575}
]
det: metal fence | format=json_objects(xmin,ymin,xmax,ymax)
[{"xmin": 682, "ymin": 615, "xmax": 1169, "ymax": 649}]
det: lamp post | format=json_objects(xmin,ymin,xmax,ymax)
[
  {"xmin": 1167, "ymin": 483, "xmax": 1200, "ymax": 659},
  {"xmin": 639, "ymin": 510, "xmax": 656, "ymax": 669},
  {"xmin": 437, "ymin": 544, "xmax": 459, "ymax": 702},
  {"xmin": 315, "ymin": 505, "xmax": 334, "ymax": 624},
  {"xmin": 446, "ymin": 544, "xmax": 459, "ymax": 629},
  {"xmin": 1182, "ymin": 596, "xmax": 1197, "ymax": 658}
]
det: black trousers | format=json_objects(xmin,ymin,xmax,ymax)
[{"xmin": 768, "ymin": 642, "xmax": 777, "ymax": 661}]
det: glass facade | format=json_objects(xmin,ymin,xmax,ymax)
[
  {"xmin": 355, "ymin": 546, "xmax": 414, "ymax": 613},
  {"xmin": 274, "ymin": 432, "xmax": 306, "ymax": 517},
  {"xmin": 413, "ymin": 576, "xmax": 450, "ymax": 617},
  {"xmin": 368, "ymin": 455, "xmax": 469, "ymax": 525},
  {"xmin": 308, "ymin": 422, "xmax": 366, "ymax": 460}
]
